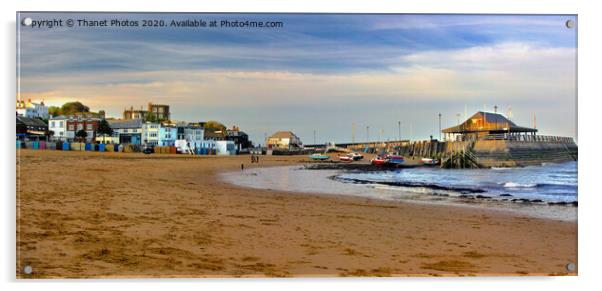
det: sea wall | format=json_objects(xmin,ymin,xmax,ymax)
[
  {"xmin": 392, "ymin": 138, "xmax": 577, "ymax": 167},
  {"xmin": 473, "ymin": 140, "xmax": 578, "ymax": 167}
]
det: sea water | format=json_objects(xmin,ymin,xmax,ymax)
[
  {"xmin": 220, "ymin": 162, "xmax": 577, "ymax": 221},
  {"xmin": 336, "ymin": 161, "xmax": 577, "ymax": 204}
]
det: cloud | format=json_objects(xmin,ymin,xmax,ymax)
[
  {"xmin": 19, "ymin": 41, "xmax": 575, "ymax": 115},
  {"xmin": 17, "ymin": 14, "xmax": 577, "ymax": 141}
]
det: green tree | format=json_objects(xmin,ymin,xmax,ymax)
[
  {"xmin": 48, "ymin": 102, "xmax": 91, "ymax": 117},
  {"xmin": 61, "ymin": 102, "xmax": 90, "ymax": 115},
  {"xmin": 96, "ymin": 119, "xmax": 113, "ymax": 143},
  {"xmin": 205, "ymin": 120, "xmax": 227, "ymax": 132},
  {"xmin": 48, "ymin": 106, "xmax": 61, "ymax": 117},
  {"xmin": 145, "ymin": 112, "xmax": 158, "ymax": 123},
  {"xmin": 75, "ymin": 129, "xmax": 88, "ymax": 142}
]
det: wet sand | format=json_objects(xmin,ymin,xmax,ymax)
[{"xmin": 16, "ymin": 150, "xmax": 577, "ymax": 278}]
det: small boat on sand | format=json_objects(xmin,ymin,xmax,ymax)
[
  {"xmin": 372, "ymin": 155, "xmax": 405, "ymax": 167},
  {"xmin": 349, "ymin": 152, "xmax": 364, "ymax": 161},
  {"xmin": 339, "ymin": 154, "xmax": 354, "ymax": 162},
  {"xmin": 386, "ymin": 155, "xmax": 405, "ymax": 166},
  {"xmin": 309, "ymin": 153, "xmax": 330, "ymax": 160},
  {"xmin": 371, "ymin": 155, "xmax": 387, "ymax": 166},
  {"xmin": 421, "ymin": 158, "xmax": 440, "ymax": 166}
]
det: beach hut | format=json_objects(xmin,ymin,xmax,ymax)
[
  {"xmin": 16, "ymin": 140, "xmax": 22, "ymax": 149},
  {"xmin": 62, "ymin": 142, "xmax": 70, "ymax": 151}
]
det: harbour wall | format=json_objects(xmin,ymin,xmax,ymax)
[{"xmin": 346, "ymin": 136, "xmax": 578, "ymax": 167}]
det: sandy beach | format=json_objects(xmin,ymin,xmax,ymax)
[{"xmin": 16, "ymin": 150, "xmax": 577, "ymax": 278}]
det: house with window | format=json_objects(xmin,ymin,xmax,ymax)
[
  {"xmin": 159, "ymin": 125, "xmax": 177, "ymax": 146},
  {"xmin": 142, "ymin": 122, "xmax": 161, "ymax": 146},
  {"xmin": 108, "ymin": 119, "xmax": 143, "ymax": 145},
  {"xmin": 64, "ymin": 114, "xmax": 101, "ymax": 142},
  {"xmin": 267, "ymin": 131, "xmax": 302, "ymax": 150},
  {"xmin": 16, "ymin": 99, "xmax": 49, "ymax": 119},
  {"xmin": 48, "ymin": 115, "xmax": 68, "ymax": 141},
  {"xmin": 16, "ymin": 116, "xmax": 48, "ymax": 140},
  {"xmin": 226, "ymin": 125, "xmax": 252, "ymax": 151}
]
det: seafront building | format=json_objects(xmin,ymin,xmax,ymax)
[
  {"xmin": 48, "ymin": 116, "xmax": 68, "ymax": 140},
  {"xmin": 142, "ymin": 122, "xmax": 161, "ymax": 146},
  {"xmin": 123, "ymin": 102, "xmax": 171, "ymax": 121},
  {"xmin": 48, "ymin": 114, "xmax": 101, "ymax": 142},
  {"xmin": 107, "ymin": 119, "xmax": 143, "ymax": 145},
  {"xmin": 267, "ymin": 131, "xmax": 302, "ymax": 150},
  {"xmin": 442, "ymin": 111, "xmax": 538, "ymax": 142},
  {"xmin": 158, "ymin": 125, "xmax": 177, "ymax": 146},
  {"xmin": 16, "ymin": 99, "xmax": 49, "ymax": 119},
  {"xmin": 226, "ymin": 126, "xmax": 252, "ymax": 151},
  {"xmin": 17, "ymin": 99, "xmax": 253, "ymax": 155},
  {"xmin": 16, "ymin": 116, "xmax": 48, "ymax": 139}
]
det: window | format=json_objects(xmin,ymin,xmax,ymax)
[
  {"xmin": 86, "ymin": 124, "xmax": 92, "ymax": 130},
  {"xmin": 68, "ymin": 125, "xmax": 74, "ymax": 130},
  {"xmin": 59, "ymin": 121, "xmax": 63, "ymax": 127},
  {"xmin": 124, "ymin": 129, "xmax": 129, "ymax": 133},
  {"xmin": 77, "ymin": 124, "xmax": 83, "ymax": 131},
  {"xmin": 50, "ymin": 121, "xmax": 55, "ymax": 127}
]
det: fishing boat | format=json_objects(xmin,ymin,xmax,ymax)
[
  {"xmin": 339, "ymin": 155, "xmax": 354, "ymax": 162},
  {"xmin": 371, "ymin": 155, "xmax": 387, "ymax": 166},
  {"xmin": 349, "ymin": 152, "xmax": 364, "ymax": 161},
  {"xmin": 421, "ymin": 157, "xmax": 439, "ymax": 166},
  {"xmin": 309, "ymin": 153, "xmax": 330, "ymax": 160},
  {"xmin": 386, "ymin": 155, "xmax": 405, "ymax": 166}
]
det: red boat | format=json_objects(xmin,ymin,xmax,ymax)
[
  {"xmin": 339, "ymin": 155, "xmax": 354, "ymax": 162},
  {"xmin": 371, "ymin": 155, "xmax": 387, "ymax": 166},
  {"xmin": 386, "ymin": 155, "xmax": 405, "ymax": 166}
]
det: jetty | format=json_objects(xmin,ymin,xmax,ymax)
[{"xmin": 344, "ymin": 111, "xmax": 577, "ymax": 168}]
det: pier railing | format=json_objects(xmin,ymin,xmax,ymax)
[{"xmin": 478, "ymin": 134, "xmax": 574, "ymax": 143}]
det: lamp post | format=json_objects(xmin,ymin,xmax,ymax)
[
  {"xmin": 438, "ymin": 113, "xmax": 442, "ymax": 141},
  {"xmin": 398, "ymin": 121, "xmax": 401, "ymax": 141}
]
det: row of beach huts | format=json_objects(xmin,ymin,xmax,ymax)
[{"xmin": 16, "ymin": 140, "xmax": 223, "ymax": 155}]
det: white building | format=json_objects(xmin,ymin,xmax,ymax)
[
  {"xmin": 214, "ymin": 140, "xmax": 237, "ymax": 155},
  {"xmin": 183, "ymin": 124, "xmax": 204, "ymax": 143},
  {"xmin": 267, "ymin": 131, "xmax": 302, "ymax": 150},
  {"xmin": 142, "ymin": 122, "xmax": 161, "ymax": 146},
  {"xmin": 16, "ymin": 99, "xmax": 49, "ymax": 119},
  {"xmin": 48, "ymin": 116, "xmax": 68, "ymax": 141}
]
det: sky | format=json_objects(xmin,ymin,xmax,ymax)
[{"xmin": 17, "ymin": 13, "xmax": 577, "ymax": 145}]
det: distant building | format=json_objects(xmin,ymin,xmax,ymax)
[
  {"xmin": 123, "ymin": 102, "xmax": 170, "ymax": 121},
  {"xmin": 65, "ymin": 114, "xmax": 101, "ymax": 142},
  {"xmin": 267, "ymin": 131, "xmax": 302, "ymax": 150},
  {"xmin": 159, "ymin": 125, "xmax": 177, "ymax": 146},
  {"xmin": 16, "ymin": 116, "xmax": 48, "ymax": 140},
  {"xmin": 226, "ymin": 126, "xmax": 252, "ymax": 151},
  {"xmin": 16, "ymin": 99, "xmax": 49, "ymax": 119},
  {"xmin": 108, "ymin": 119, "xmax": 143, "ymax": 145},
  {"xmin": 142, "ymin": 122, "xmax": 161, "ymax": 146},
  {"xmin": 48, "ymin": 116, "xmax": 68, "ymax": 140},
  {"xmin": 442, "ymin": 111, "xmax": 537, "ymax": 141}
]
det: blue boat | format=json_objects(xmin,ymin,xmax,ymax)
[{"xmin": 309, "ymin": 153, "xmax": 330, "ymax": 160}]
